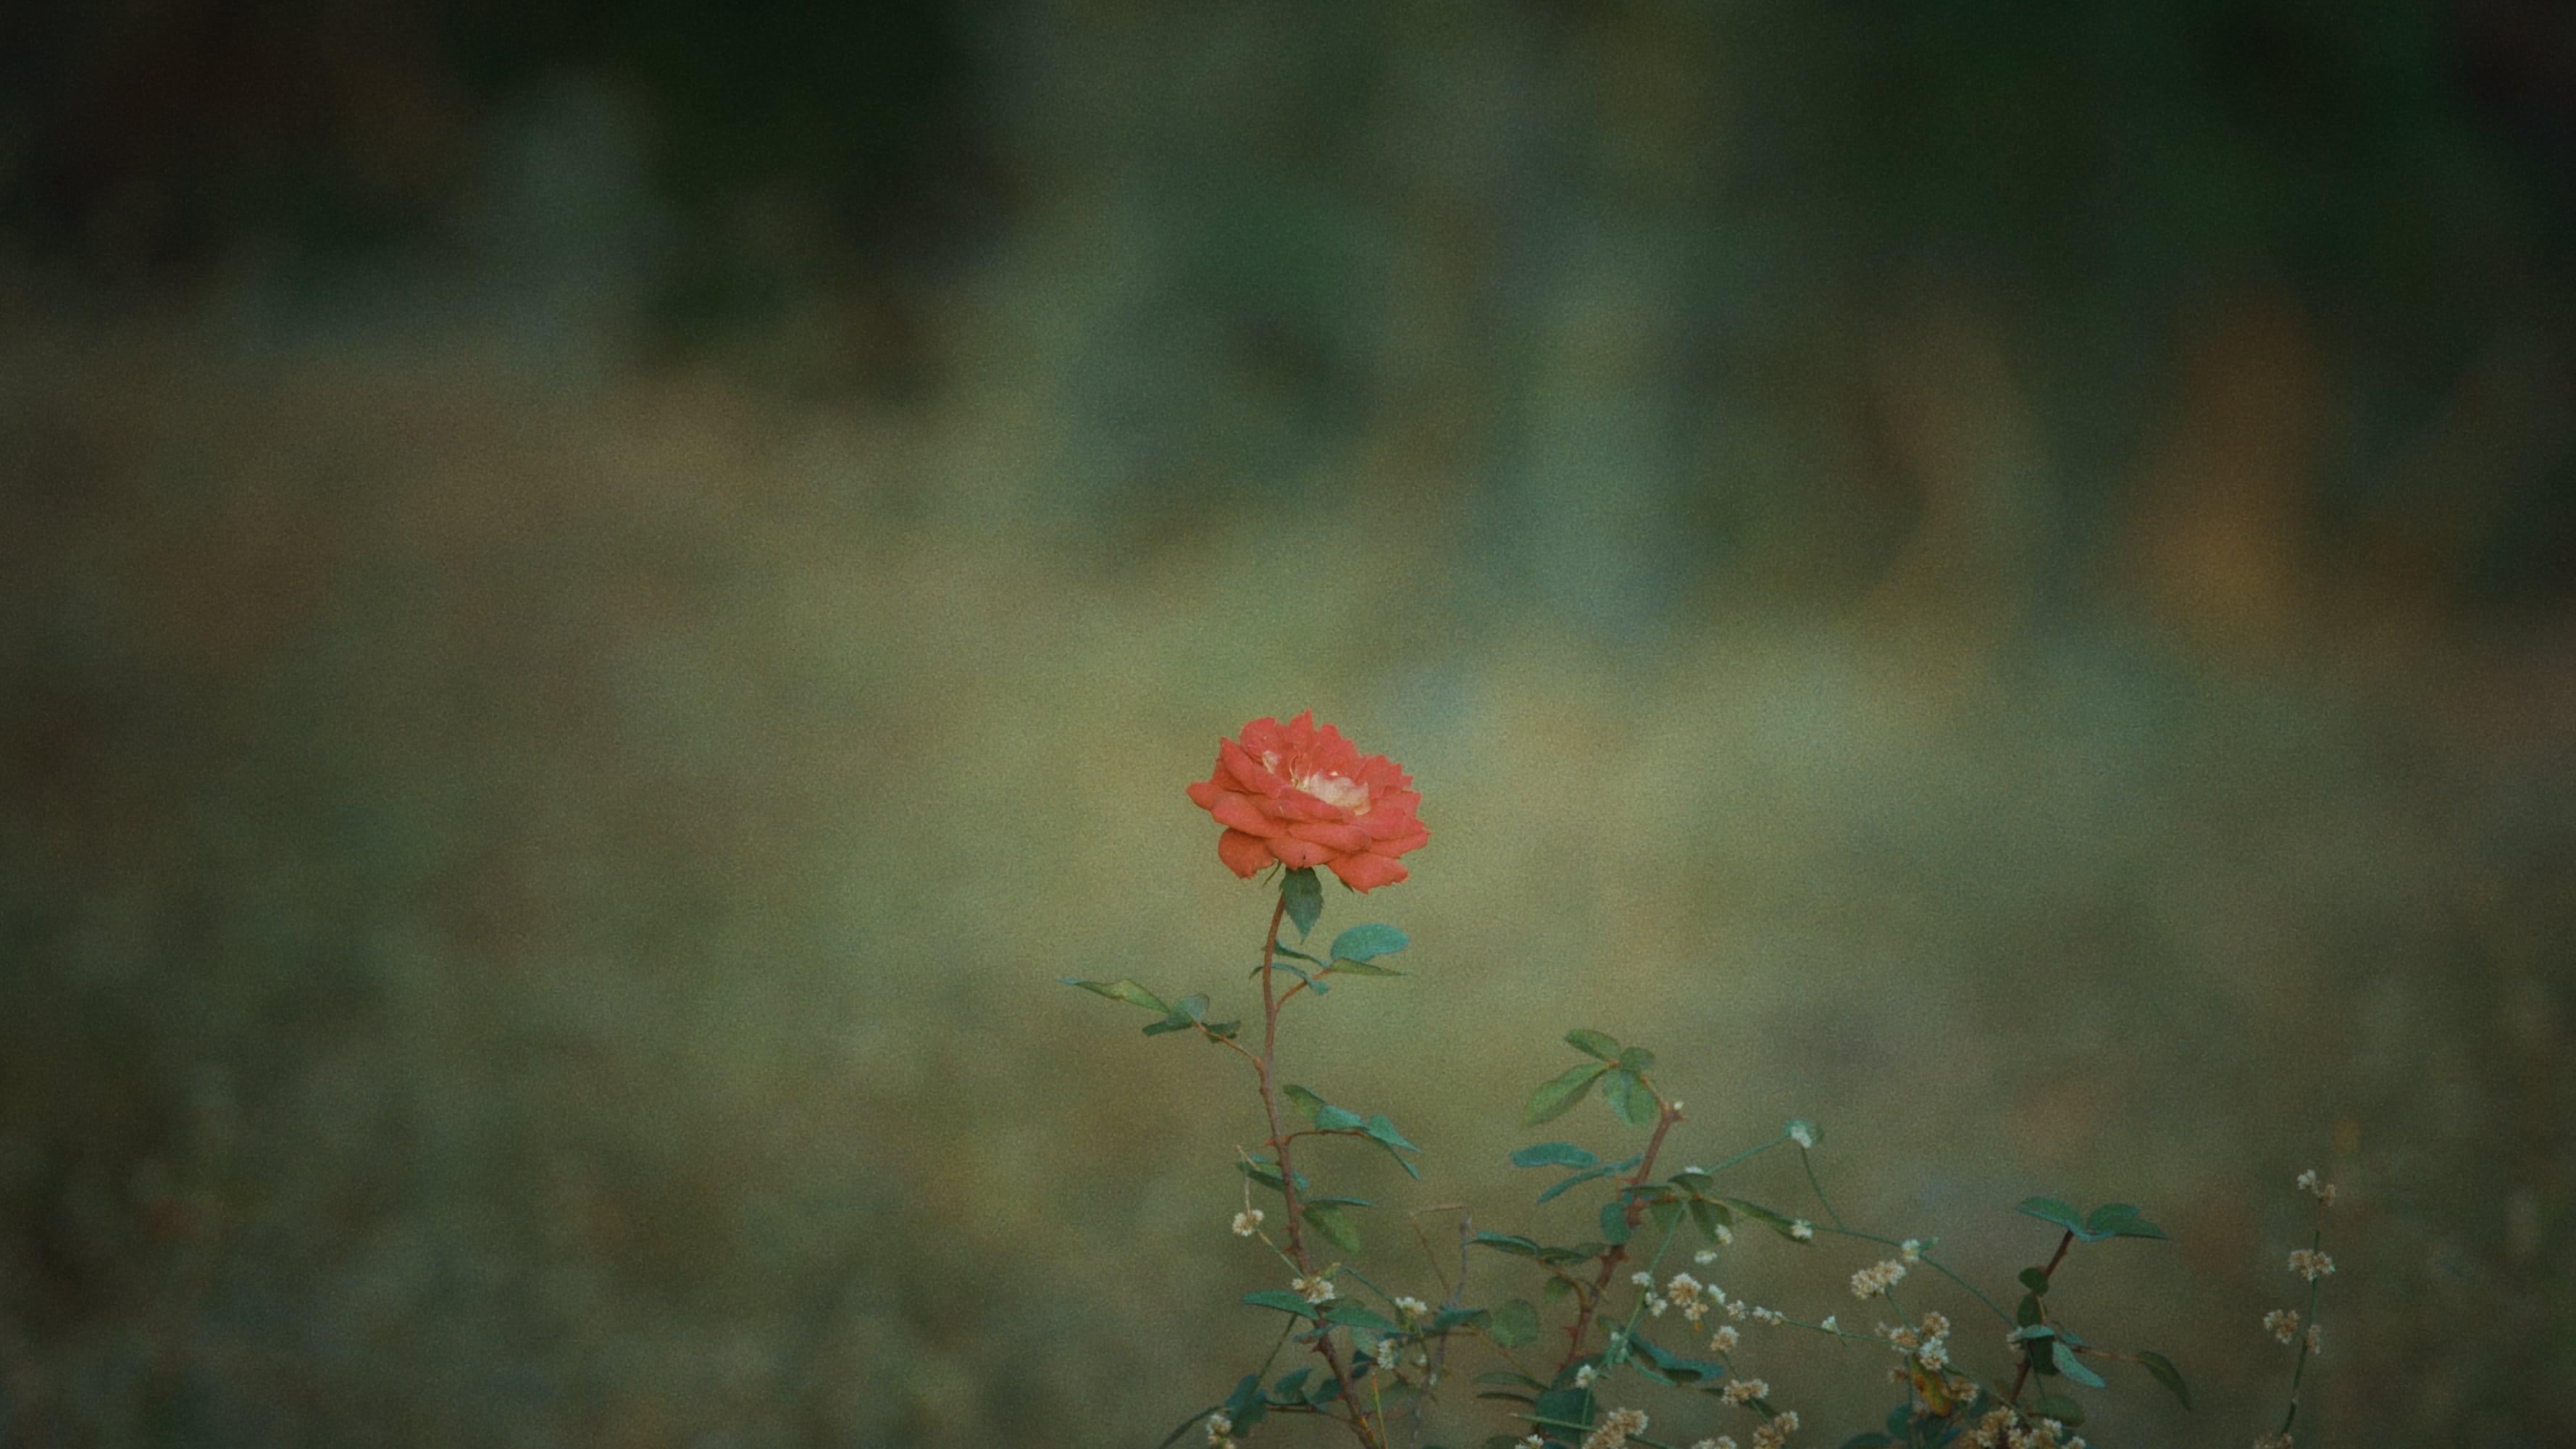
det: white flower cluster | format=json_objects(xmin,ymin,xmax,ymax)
[
  {"xmin": 1849, "ymin": 1258, "xmax": 1908, "ymax": 1299},
  {"xmin": 1581, "ymin": 1408, "xmax": 1648, "ymax": 1449}
]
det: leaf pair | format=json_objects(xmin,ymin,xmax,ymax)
[
  {"xmin": 2016, "ymin": 1196, "xmax": 2168, "ymax": 1242},
  {"xmin": 1061, "ymin": 977, "xmax": 1239, "ymax": 1040},
  {"xmin": 1523, "ymin": 1030, "xmax": 1658, "ymax": 1128},
  {"xmin": 1284, "ymin": 1085, "xmax": 1422, "ymax": 1179}
]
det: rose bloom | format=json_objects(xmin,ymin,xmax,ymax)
[{"xmin": 1186, "ymin": 711, "xmax": 1429, "ymax": 890}]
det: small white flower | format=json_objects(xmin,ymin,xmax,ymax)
[
  {"xmin": 1900, "ymin": 1238, "xmax": 1923, "ymax": 1262},
  {"xmin": 1820, "ymin": 1314, "xmax": 1839, "ymax": 1332},
  {"xmin": 1709, "ymin": 1325, "xmax": 1739, "ymax": 1353},
  {"xmin": 1631, "ymin": 1271, "xmax": 1655, "ymax": 1287},
  {"xmin": 1786, "ymin": 1122, "xmax": 1817, "ymax": 1148},
  {"xmin": 1394, "ymin": 1295, "xmax": 1429, "ymax": 1318},
  {"xmin": 1694, "ymin": 1248, "xmax": 1720, "ymax": 1264},
  {"xmin": 1575, "ymin": 1364, "xmax": 1597, "ymax": 1387},
  {"xmin": 1231, "ymin": 1208, "xmax": 1265, "ymax": 1237},
  {"xmin": 1789, "ymin": 1219, "xmax": 1815, "ymax": 1242}
]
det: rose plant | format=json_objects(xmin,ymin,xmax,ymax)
[{"xmin": 1069, "ymin": 714, "xmax": 2338, "ymax": 1449}]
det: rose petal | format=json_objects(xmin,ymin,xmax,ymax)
[
  {"xmin": 1288, "ymin": 821, "xmax": 1372, "ymax": 853},
  {"xmin": 1210, "ymin": 793, "xmax": 1284, "ymax": 838},
  {"xmin": 1216, "ymin": 829, "xmax": 1274, "ymax": 878},
  {"xmin": 1263, "ymin": 792, "xmax": 1343, "ymax": 824},
  {"xmin": 1328, "ymin": 853, "xmax": 1408, "ymax": 891},
  {"xmin": 1219, "ymin": 739, "xmax": 1281, "ymax": 794},
  {"xmin": 1268, "ymin": 835, "xmax": 1332, "ymax": 869},
  {"xmin": 1382, "ymin": 827, "xmax": 1430, "ymax": 853},
  {"xmin": 1185, "ymin": 779, "xmax": 1223, "ymax": 809}
]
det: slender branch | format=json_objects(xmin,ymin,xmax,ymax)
[
  {"xmin": 2277, "ymin": 1219, "xmax": 2328, "ymax": 1437},
  {"xmin": 2007, "ymin": 1229, "xmax": 2076, "ymax": 1406},
  {"xmin": 1250, "ymin": 890, "xmax": 1379, "ymax": 1448},
  {"xmin": 1553, "ymin": 1093, "xmax": 1686, "ymax": 1373}
]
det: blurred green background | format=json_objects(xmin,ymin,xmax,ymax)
[{"xmin": 4, "ymin": 1, "xmax": 2575, "ymax": 1445}]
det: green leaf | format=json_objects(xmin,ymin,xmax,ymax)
[
  {"xmin": 1535, "ymin": 1164, "xmax": 1615, "ymax": 1205},
  {"xmin": 1281, "ymin": 869, "xmax": 1323, "ymax": 938},
  {"xmin": 1268, "ymin": 1367, "xmax": 1313, "ymax": 1402},
  {"xmin": 1687, "ymin": 1198, "xmax": 1734, "ymax": 1241},
  {"xmin": 1315, "ymin": 1105, "xmax": 1366, "ymax": 1132},
  {"xmin": 1362, "ymin": 1114, "xmax": 1422, "ymax": 1154},
  {"xmin": 1270, "ymin": 940, "xmax": 1323, "ymax": 965},
  {"xmin": 1614, "ymin": 1045, "xmax": 1656, "ymax": 1074},
  {"xmin": 1272, "ymin": 959, "xmax": 1329, "ymax": 994},
  {"xmin": 1305, "ymin": 1194, "xmax": 1376, "ymax": 1209},
  {"xmin": 2017, "ymin": 1196, "xmax": 2086, "ymax": 1235},
  {"xmin": 1512, "ymin": 1142, "xmax": 1599, "ymax": 1170},
  {"xmin": 2085, "ymin": 1202, "xmax": 2167, "ymax": 1240},
  {"xmin": 1488, "ymin": 1298, "xmax": 1539, "ymax": 1348},
  {"xmin": 1303, "ymin": 1202, "xmax": 1362, "ymax": 1252},
  {"xmin": 2057, "ymin": 1348, "xmax": 2107, "ymax": 1389},
  {"xmin": 1602, "ymin": 1068, "xmax": 1658, "ymax": 1128},
  {"xmin": 1237, "ymin": 1156, "xmax": 1310, "ymax": 1197},
  {"xmin": 1222, "ymin": 1372, "xmax": 1268, "ymax": 1431},
  {"xmin": 1143, "ymin": 995, "xmax": 1210, "ymax": 1035},
  {"xmin": 2137, "ymin": 1350, "xmax": 2192, "ymax": 1411},
  {"xmin": 1717, "ymin": 1198, "xmax": 1808, "ymax": 1242},
  {"xmin": 1523, "ymin": 1062, "xmax": 1608, "ymax": 1125},
  {"xmin": 2018, "ymin": 1267, "xmax": 2051, "ymax": 1294},
  {"xmin": 2033, "ymin": 1393, "xmax": 2085, "ymax": 1426},
  {"xmin": 1470, "ymin": 1232, "xmax": 1545, "ymax": 1258},
  {"xmin": 1283, "ymin": 1084, "xmax": 1328, "ymax": 1118},
  {"xmin": 1329, "ymin": 923, "xmax": 1408, "ymax": 965},
  {"xmin": 2015, "ymin": 1294, "xmax": 2043, "ymax": 1327},
  {"xmin": 1242, "ymin": 1290, "xmax": 1321, "ymax": 1319},
  {"xmin": 1326, "ymin": 958, "xmax": 1405, "ymax": 977},
  {"xmin": 1564, "ymin": 1028, "xmax": 1621, "ymax": 1060},
  {"xmin": 1323, "ymin": 1301, "xmax": 1400, "ymax": 1335},
  {"xmin": 1597, "ymin": 1199, "xmax": 1631, "ymax": 1245},
  {"xmin": 1062, "ymin": 977, "xmax": 1171, "ymax": 1014}
]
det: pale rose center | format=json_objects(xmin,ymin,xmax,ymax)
[{"xmin": 1296, "ymin": 771, "xmax": 1370, "ymax": 814}]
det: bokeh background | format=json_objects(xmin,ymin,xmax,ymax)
[{"xmin": 5, "ymin": 1, "xmax": 2576, "ymax": 1445}]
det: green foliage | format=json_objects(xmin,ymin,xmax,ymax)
[
  {"xmin": 2017, "ymin": 1195, "xmax": 2167, "ymax": 1242},
  {"xmin": 1522, "ymin": 1061, "xmax": 1607, "ymax": 1125},
  {"xmin": 1487, "ymin": 1298, "xmax": 1539, "ymax": 1348},
  {"xmin": 1074, "ymin": 835, "xmax": 2264, "ymax": 1448},
  {"xmin": 1600, "ymin": 1066, "xmax": 1657, "ymax": 1128},
  {"xmin": 1327, "ymin": 923, "xmax": 1408, "ymax": 973},
  {"xmin": 1281, "ymin": 867, "xmax": 1323, "ymax": 938},
  {"xmin": 2138, "ymin": 1350, "xmax": 2193, "ymax": 1410}
]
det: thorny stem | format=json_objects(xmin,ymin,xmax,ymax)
[
  {"xmin": 1250, "ymin": 890, "xmax": 1381, "ymax": 1448},
  {"xmin": 1554, "ymin": 1091, "xmax": 1685, "ymax": 1374},
  {"xmin": 2007, "ymin": 1229, "xmax": 2077, "ymax": 1407}
]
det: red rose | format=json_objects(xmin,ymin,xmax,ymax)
[{"xmin": 1186, "ymin": 711, "xmax": 1430, "ymax": 891}]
